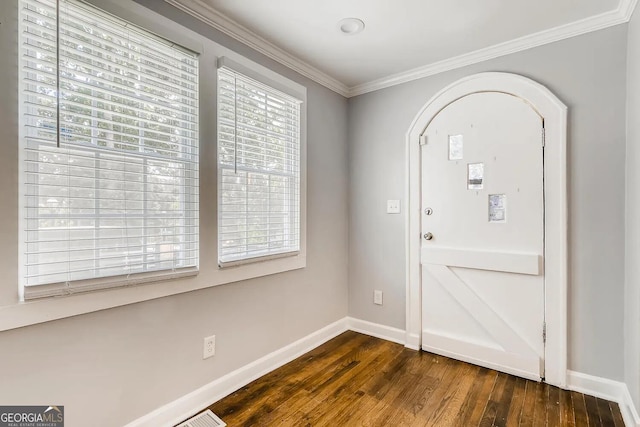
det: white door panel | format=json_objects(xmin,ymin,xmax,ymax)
[{"xmin": 421, "ymin": 92, "xmax": 544, "ymax": 380}]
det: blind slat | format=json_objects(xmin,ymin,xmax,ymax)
[
  {"xmin": 218, "ymin": 120, "xmax": 298, "ymax": 143},
  {"xmin": 24, "ymin": 98, "xmax": 197, "ymax": 133},
  {"xmin": 21, "ymin": 0, "xmax": 200, "ymax": 295},
  {"xmin": 25, "ymin": 232, "xmax": 200, "ymax": 245},
  {"xmin": 24, "ymin": 144, "xmax": 198, "ymax": 166},
  {"xmin": 22, "ymin": 60, "xmax": 198, "ymax": 109}
]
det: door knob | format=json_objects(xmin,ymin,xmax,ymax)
[{"xmin": 423, "ymin": 232, "xmax": 434, "ymax": 241}]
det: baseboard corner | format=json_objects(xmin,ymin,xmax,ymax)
[
  {"xmin": 567, "ymin": 370, "xmax": 640, "ymax": 427},
  {"xmin": 346, "ymin": 317, "xmax": 406, "ymax": 346},
  {"xmin": 620, "ymin": 385, "xmax": 640, "ymax": 427}
]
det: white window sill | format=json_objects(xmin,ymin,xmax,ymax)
[
  {"xmin": 22, "ymin": 268, "xmax": 200, "ymax": 301},
  {"xmin": 219, "ymin": 250, "xmax": 300, "ymax": 269},
  {"xmin": 0, "ymin": 255, "xmax": 305, "ymax": 332}
]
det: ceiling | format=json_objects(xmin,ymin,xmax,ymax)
[{"xmin": 176, "ymin": 0, "xmax": 634, "ymax": 96}]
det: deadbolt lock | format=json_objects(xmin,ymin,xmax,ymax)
[
  {"xmin": 423, "ymin": 232, "xmax": 434, "ymax": 241},
  {"xmin": 424, "ymin": 207, "xmax": 433, "ymax": 215}
]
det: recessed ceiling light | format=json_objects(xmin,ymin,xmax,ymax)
[{"xmin": 338, "ymin": 18, "xmax": 365, "ymax": 35}]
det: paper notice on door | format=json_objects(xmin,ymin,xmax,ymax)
[
  {"xmin": 449, "ymin": 135, "xmax": 463, "ymax": 160},
  {"xmin": 467, "ymin": 163, "xmax": 484, "ymax": 190},
  {"xmin": 489, "ymin": 194, "xmax": 507, "ymax": 223}
]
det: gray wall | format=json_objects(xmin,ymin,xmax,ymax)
[
  {"xmin": 348, "ymin": 25, "xmax": 628, "ymax": 381},
  {"xmin": 626, "ymin": 8, "xmax": 640, "ymax": 410},
  {"xmin": 0, "ymin": 1, "xmax": 349, "ymax": 426}
]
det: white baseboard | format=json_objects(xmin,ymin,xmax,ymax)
[
  {"xmin": 567, "ymin": 370, "xmax": 640, "ymax": 427},
  {"xmin": 346, "ymin": 317, "xmax": 406, "ymax": 346},
  {"xmin": 126, "ymin": 319, "xmax": 640, "ymax": 427},
  {"xmin": 405, "ymin": 332, "xmax": 420, "ymax": 350},
  {"xmin": 621, "ymin": 387, "xmax": 640, "ymax": 427},
  {"xmin": 124, "ymin": 318, "xmax": 349, "ymax": 427}
]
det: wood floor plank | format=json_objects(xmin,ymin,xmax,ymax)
[
  {"xmin": 290, "ymin": 339, "xmax": 401, "ymax": 426},
  {"xmin": 571, "ymin": 391, "xmax": 589, "ymax": 427},
  {"xmin": 478, "ymin": 372, "xmax": 508, "ymax": 427},
  {"xmin": 489, "ymin": 372, "xmax": 517, "ymax": 427},
  {"xmin": 189, "ymin": 332, "xmax": 623, "ymax": 427},
  {"xmin": 358, "ymin": 351, "xmax": 453, "ymax": 426},
  {"xmin": 368, "ymin": 356, "xmax": 444, "ymax": 426},
  {"xmin": 423, "ymin": 364, "xmax": 479, "ymax": 427},
  {"xmin": 546, "ymin": 384, "xmax": 561, "ymax": 426},
  {"xmin": 361, "ymin": 347, "xmax": 422, "ymax": 400},
  {"xmin": 596, "ymin": 397, "xmax": 615, "ymax": 426},
  {"xmin": 420, "ymin": 361, "xmax": 477, "ymax": 426},
  {"xmin": 452, "ymin": 367, "xmax": 498, "ymax": 426},
  {"xmin": 324, "ymin": 348, "xmax": 429, "ymax": 426},
  {"xmin": 610, "ymin": 400, "xmax": 626, "ymax": 427},
  {"xmin": 559, "ymin": 388, "xmax": 576, "ymax": 427},
  {"xmin": 519, "ymin": 380, "xmax": 540, "ymax": 427},
  {"xmin": 531, "ymin": 380, "xmax": 548, "ymax": 427},
  {"xmin": 584, "ymin": 394, "xmax": 602, "ymax": 426},
  {"xmin": 504, "ymin": 376, "xmax": 527, "ymax": 426}
]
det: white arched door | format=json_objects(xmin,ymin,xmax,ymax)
[
  {"xmin": 407, "ymin": 73, "xmax": 567, "ymax": 387},
  {"xmin": 420, "ymin": 92, "xmax": 545, "ymax": 381}
]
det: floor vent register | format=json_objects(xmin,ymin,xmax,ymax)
[{"xmin": 176, "ymin": 409, "xmax": 226, "ymax": 427}]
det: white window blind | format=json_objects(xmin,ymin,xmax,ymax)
[
  {"xmin": 217, "ymin": 65, "xmax": 301, "ymax": 266},
  {"xmin": 20, "ymin": 0, "xmax": 199, "ymax": 299}
]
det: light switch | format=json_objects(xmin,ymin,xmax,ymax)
[
  {"xmin": 387, "ymin": 200, "xmax": 401, "ymax": 214},
  {"xmin": 374, "ymin": 290, "xmax": 383, "ymax": 305}
]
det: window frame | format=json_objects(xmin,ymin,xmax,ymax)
[
  {"xmin": 0, "ymin": 0, "xmax": 307, "ymax": 332},
  {"xmin": 18, "ymin": 0, "xmax": 201, "ymax": 300},
  {"xmin": 216, "ymin": 57, "xmax": 304, "ymax": 268}
]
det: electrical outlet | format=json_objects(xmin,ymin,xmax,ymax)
[
  {"xmin": 203, "ymin": 335, "xmax": 216, "ymax": 359},
  {"xmin": 374, "ymin": 290, "xmax": 383, "ymax": 305},
  {"xmin": 387, "ymin": 200, "xmax": 401, "ymax": 214}
]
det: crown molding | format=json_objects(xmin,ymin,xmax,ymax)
[
  {"xmin": 164, "ymin": 0, "xmax": 350, "ymax": 97},
  {"xmin": 621, "ymin": 0, "xmax": 640, "ymax": 21},
  {"xmin": 348, "ymin": 0, "xmax": 638, "ymax": 96},
  {"xmin": 165, "ymin": 0, "xmax": 638, "ymax": 99}
]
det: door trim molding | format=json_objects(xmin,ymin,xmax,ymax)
[{"xmin": 405, "ymin": 72, "xmax": 568, "ymax": 387}]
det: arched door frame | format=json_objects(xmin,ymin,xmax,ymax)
[{"xmin": 405, "ymin": 72, "xmax": 568, "ymax": 387}]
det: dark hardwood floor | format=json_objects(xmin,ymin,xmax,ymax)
[{"xmin": 198, "ymin": 331, "xmax": 623, "ymax": 426}]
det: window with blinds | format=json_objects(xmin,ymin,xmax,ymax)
[
  {"xmin": 20, "ymin": 0, "xmax": 199, "ymax": 299},
  {"xmin": 217, "ymin": 65, "xmax": 301, "ymax": 266}
]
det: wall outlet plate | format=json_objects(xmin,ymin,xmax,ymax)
[
  {"xmin": 387, "ymin": 200, "xmax": 401, "ymax": 214},
  {"xmin": 203, "ymin": 335, "xmax": 216, "ymax": 359},
  {"xmin": 374, "ymin": 290, "xmax": 383, "ymax": 305}
]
